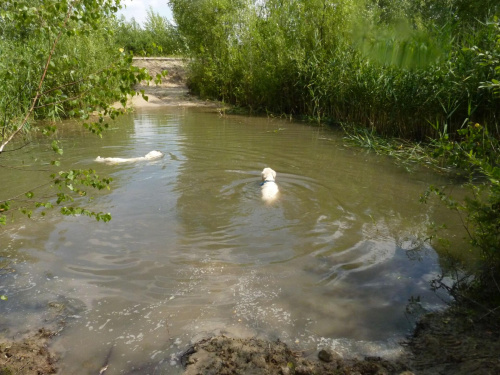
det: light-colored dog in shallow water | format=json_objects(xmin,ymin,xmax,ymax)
[
  {"xmin": 95, "ymin": 150, "xmax": 164, "ymax": 164},
  {"xmin": 261, "ymin": 167, "xmax": 279, "ymax": 202}
]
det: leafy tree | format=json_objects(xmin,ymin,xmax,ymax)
[
  {"xmin": 170, "ymin": 0, "xmax": 499, "ymax": 138},
  {"xmin": 0, "ymin": 0, "xmax": 152, "ymax": 225},
  {"xmin": 113, "ymin": 7, "xmax": 187, "ymax": 56},
  {"xmin": 114, "ymin": 16, "xmax": 150, "ymax": 55},
  {"xmin": 143, "ymin": 7, "xmax": 186, "ymax": 55}
]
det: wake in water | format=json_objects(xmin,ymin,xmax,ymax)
[{"xmin": 95, "ymin": 150, "xmax": 164, "ymax": 164}]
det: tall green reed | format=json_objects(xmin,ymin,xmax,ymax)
[{"xmin": 170, "ymin": 0, "xmax": 499, "ymax": 140}]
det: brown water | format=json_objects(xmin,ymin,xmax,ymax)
[{"xmin": 0, "ymin": 108, "xmax": 461, "ymax": 374}]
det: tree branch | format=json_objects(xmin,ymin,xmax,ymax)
[
  {"xmin": 0, "ymin": 163, "xmax": 50, "ymax": 172},
  {"xmin": 0, "ymin": 141, "xmax": 33, "ymax": 153},
  {"xmin": 38, "ymin": 63, "xmax": 113, "ymax": 98},
  {"xmin": 33, "ymin": 88, "xmax": 94, "ymax": 109},
  {"xmin": 0, "ymin": 1, "xmax": 76, "ymax": 154},
  {"xmin": 0, "ymin": 182, "xmax": 52, "ymax": 205}
]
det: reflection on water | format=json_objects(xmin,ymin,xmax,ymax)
[{"xmin": 0, "ymin": 107, "xmax": 462, "ymax": 374}]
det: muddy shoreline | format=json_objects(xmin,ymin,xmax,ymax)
[
  {"xmin": 2, "ymin": 58, "xmax": 499, "ymax": 375},
  {"xmin": 2, "ymin": 306, "xmax": 499, "ymax": 374},
  {"xmin": 178, "ymin": 307, "xmax": 500, "ymax": 374}
]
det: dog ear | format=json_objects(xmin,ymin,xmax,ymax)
[{"xmin": 272, "ymin": 170, "xmax": 276, "ymax": 179}]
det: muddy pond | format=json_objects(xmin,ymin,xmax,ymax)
[{"xmin": 0, "ymin": 107, "xmax": 465, "ymax": 374}]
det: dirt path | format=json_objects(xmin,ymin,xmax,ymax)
[{"xmin": 128, "ymin": 57, "xmax": 219, "ymax": 108}]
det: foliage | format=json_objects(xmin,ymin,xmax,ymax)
[
  {"xmin": 114, "ymin": 7, "xmax": 187, "ymax": 56},
  {"xmin": 341, "ymin": 124, "xmax": 449, "ymax": 173},
  {"xmin": 425, "ymin": 21, "xmax": 500, "ymax": 300},
  {"xmin": 421, "ymin": 122, "xmax": 500, "ymax": 307},
  {"xmin": 343, "ymin": 111, "xmax": 500, "ymax": 308},
  {"xmin": 169, "ymin": 0, "xmax": 499, "ymax": 139},
  {"xmin": 475, "ymin": 16, "xmax": 500, "ymax": 97},
  {"xmin": 0, "ymin": 0, "xmax": 153, "ymax": 225}
]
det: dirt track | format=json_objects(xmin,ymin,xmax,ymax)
[{"xmin": 129, "ymin": 57, "xmax": 219, "ymax": 108}]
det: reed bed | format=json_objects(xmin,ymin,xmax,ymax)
[{"xmin": 170, "ymin": 0, "xmax": 500, "ymax": 141}]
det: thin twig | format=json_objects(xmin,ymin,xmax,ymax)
[
  {"xmin": 38, "ymin": 63, "xmax": 113, "ymax": 97},
  {"xmin": 0, "ymin": 163, "xmax": 50, "ymax": 172},
  {"xmin": 0, "ymin": 182, "xmax": 52, "ymax": 204},
  {"xmin": 491, "ymin": 268, "xmax": 500, "ymax": 295},
  {"xmin": 33, "ymin": 88, "xmax": 94, "ymax": 109},
  {"xmin": 0, "ymin": 141, "xmax": 33, "ymax": 153}
]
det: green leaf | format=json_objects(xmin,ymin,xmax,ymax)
[{"xmin": 51, "ymin": 140, "xmax": 63, "ymax": 155}]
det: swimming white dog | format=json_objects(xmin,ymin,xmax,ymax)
[
  {"xmin": 95, "ymin": 150, "xmax": 164, "ymax": 164},
  {"xmin": 261, "ymin": 167, "xmax": 279, "ymax": 201}
]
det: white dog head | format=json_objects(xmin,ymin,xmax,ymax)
[
  {"xmin": 144, "ymin": 150, "xmax": 164, "ymax": 160},
  {"xmin": 261, "ymin": 167, "xmax": 276, "ymax": 182},
  {"xmin": 261, "ymin": 168, "xmax": 279, "ymax": 202}
]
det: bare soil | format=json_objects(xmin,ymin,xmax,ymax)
[
  {"xmin": 181, "ymin": 336, "xmax": 411, "ymax": 375},
  {"xmin": 126, "ymin": 57, "xmax": 220, "ymax": 108},
  {"xmin": 0, "ymin": 329, "xmax": 57, "ymax": 375},
  {"xmin": 180, "ymin": 307, "xmax": 500, "ymax": 374},
  {"xmin": 2, "ymin": 58, "xmax": 499, "ymax": 375}
]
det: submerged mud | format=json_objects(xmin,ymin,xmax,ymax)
[
  {"xmin": 181, "ymin": 307, "xmax": 500, "ymax": 375},
  {"xmin": 2, "ymin": 307, "xmax": 499, "ymax": 375},
  {"xmin": 181, "ymin": 335, "xmax": 410, "ymax": 375},
  {"xmin": 407, "ymin": 308, "xmax": 500, "ymax": 374},
  {"xmin": 0, "ymin": 329, "xmax": 57, "ymax": 375}
]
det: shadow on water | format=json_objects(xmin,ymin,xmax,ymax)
[{"xmin": 0, "ymin": 107, "xmax": 466, "ymax": 374}]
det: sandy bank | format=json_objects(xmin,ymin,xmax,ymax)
[{"xmin": 126, "ymin": 57, "xmax": 219, "ymax": 109}]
